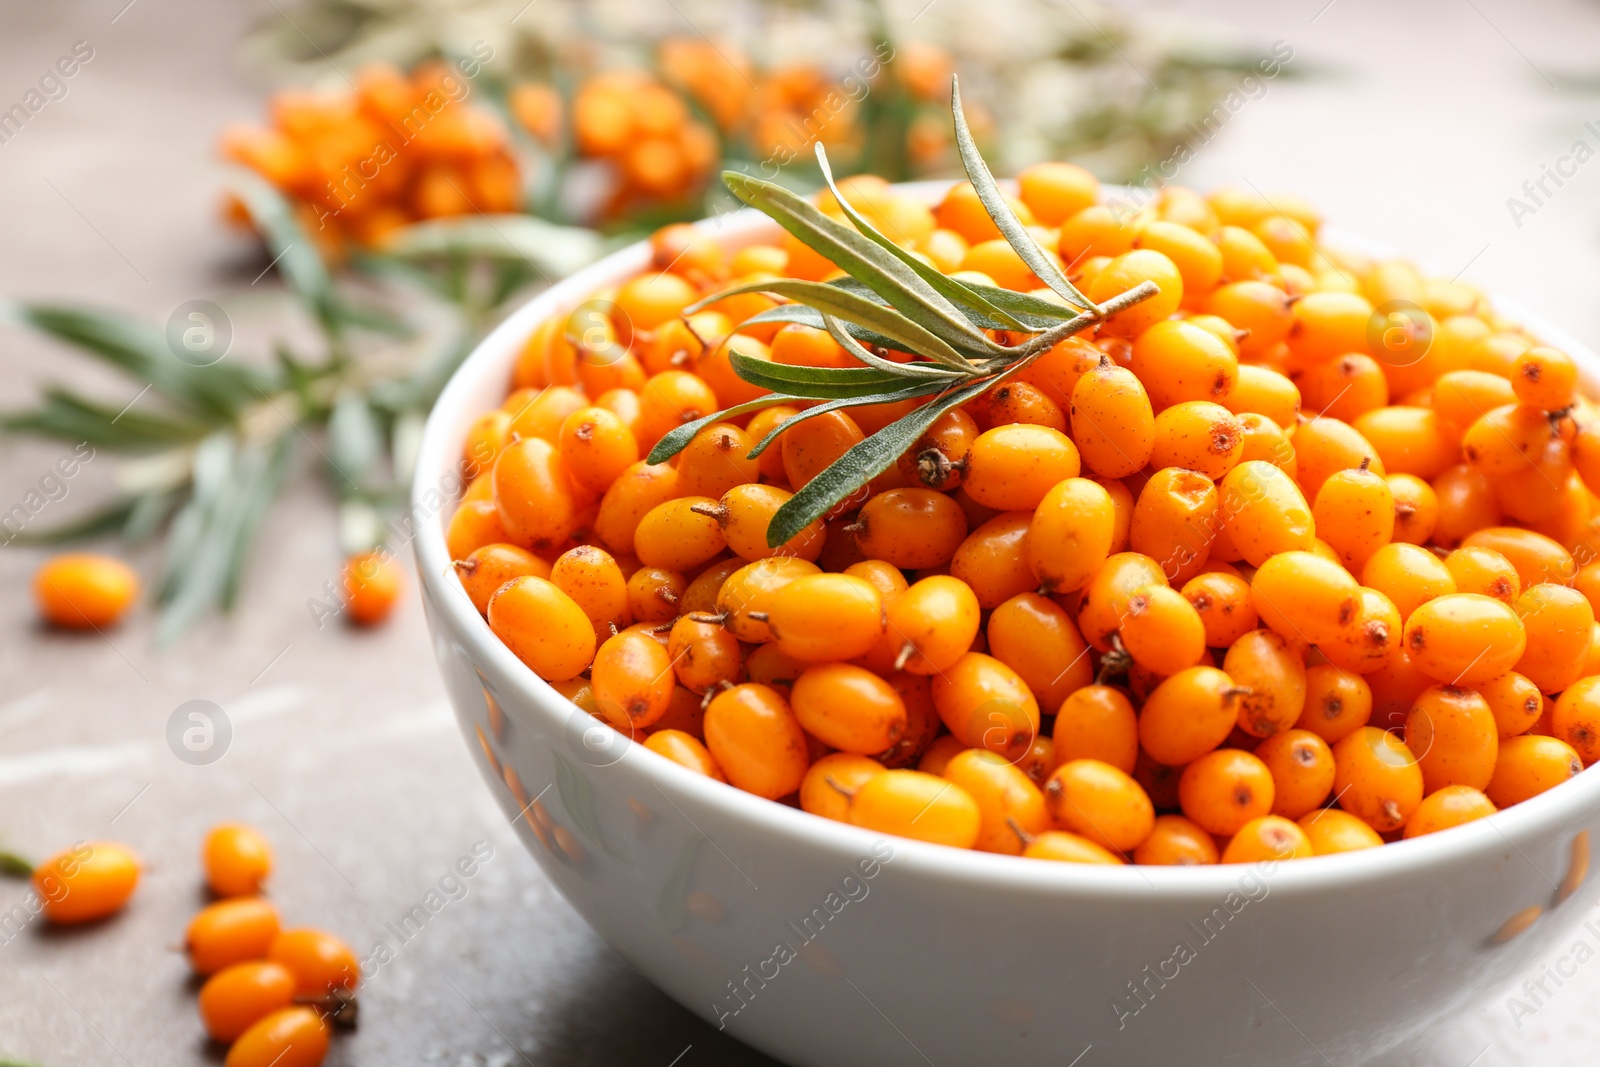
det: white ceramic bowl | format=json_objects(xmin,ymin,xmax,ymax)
[{"xmin": 414, "ymin": 183, "xmax": 1600, "ymax": 1066}]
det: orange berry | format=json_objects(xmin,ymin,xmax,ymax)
[
  {"xmin": 1512, "ymin": 347, "xmax": 1578, "ymax": 411},
  {"xmin": 854, "ymin": 488, "xmax": 969, "ymax": 569},
  {"xmin": 942, "ymin": 748, "xmax": 1051, "ymax": 854},
  {"xmin": 34, "ymin": 554, "xmax": 139, "ymax": 629},
  {"xmin": 1402, "ymin": 785, "xmax": 1496, "ymax": 838},
  {"xmin": 187, "ymin": 898, "xmax": 281, "ymax": 976},
  {"xmin": 1552, "ymin": 675, "xmax": 1600, "ymax": 764},
  {"xmin": 985, "ymin": 592, "xmax": 1093, "ymax": 711},
  {"xmin": 799, "ymin": 753, "xmax": 883, "ymax": 821},
  {"xmin": 1120, "ymin": 585, "xmax": 1207, "ymax": 677},
  {"xmin": 32, "ymin": 841, "xmax": 139, "ymax": 925},
  {"xmin": 592, "ymin": 629, "xmax": 677, "ymax": 730},
  {"xmin": 203, "ymin": 823, "xmax": 273, "ymax": 898},
  {"xmin": 1133, "ymin": 815, "xmax": 1220, "ymax": 865},
  {"xmin": 849, "ymin": 769, "xmax": 982, "ymax": 848},
  {"xmin": 1026, "ymin": 477, "xmax": 1116, "ymax": 593},
  {"xmin": 931, "ymin": 651, "xmax": 1040, "ymax": 761},
  {"xmin": 1138, "ymin": 666, "xmax": 1245, "ymax": 766},
  {"xmin": 1486, "ymin": 734, "xmax": 1582, "ymax": 807},
  {"xmin": 551, "ymin": 545, "xmax": 632, "ymax": 633},
  {"xmin": 633, "ymin": 496, "xmax": 727, "ymax": 571},
  {"xmin": 1224, "ymin": 629, "xmax": 1308, "ymax": 738},
  {"xmin": 558, "ymin": 406, "xmax": 639, "ymax": 493},
  {"xmin": 1514, "ymin": 584, "xmax": 1595, "ymax": 694},
  {"xmin": 704, "ymin": 684, "xmax": 809, "ymax": 799},
  {"xmin": 716, "ymin": 557, "xmax": 819, "ymax": 642},
  {"xmin": 1088, "ymin": 249, "xmax": 1184, "ymax": 337},
  {"xmin": 792, "ymin": 664, "xmax": 906, "ymax": 755},
  {"xmin": 1179, "ymin": 749, "xmax": 1275, "ymax": 836},
  {"xmin": 1443, "ymin": 546, "xmax": 1521, "ymax": 604},
  {"xmin": 644, "ymin": 729, "xmax": 726, "ymax": 781},
  {"xmin": 665, "ymin": 615, "xmax": 743, "ymax": 695},
  {"xmin": 1298, "ymin": 808, "xmax": 1383, "ymax": 855},
  {"xmin": 1332, "ymin": 727, "xmax": 1423, "ymax": 832},
  {"xmin": 1295, "ymin": 664, "xmax": 1373, "ymax": 744},
  {"xmin": 1148, "ymin": 401, "xmax": 1243, "ymax": 480},
  {"xmin": 492, "ymin": 436, "xmax": 581, "ymax": 551},
  {"xmin": 1217, "ymin": 461, "xmax": 1315, "ymax": 566},
  {"xmin": 1251, "ymin": 550, "xmax": 1359, "ymax": 646},
  {"xmin": 223, "ymin": 1006, "xmax": 329, "ymax": 1067},
  {"xmin": 1044, "ymin": 759, "xmax": 1155, "ymax": 852},
  {"xmin": 198, "ymin": 961, "xmax": 297, "ymax": 1042},
  {"xmin": 341, "ymin": 551, "xmax": 403, "ymax": 625},
  {"xmin": 1221, "ymin": 816, "xmax": 1314, "ymax": 863},
  {"xmin": 1017, "ymin": 161, "xmax": 1099, "ymax": 225},
  {"xmin": 949, "ymin": 512, "xmax": 1036, "ymax": 609},
  {"xmin": 1402, "ymin": 593, "xmax": 1525, "ymax": 685},
  {"xmin": 1022, "ymin": 830, "xmax": 1125, "ymax": 864},
  {"xmin": 1388, "ymin": 472, "xmax": 1441, "ymax": 546},
  {"xmin": 268, "ymin": 928, "xmax": 359, "ymax": 996},
  {"xmin": 768, "ymin": 574, "xmax": 885, "ymax": 662},
  {"xmin": 1070, "ymin": 362, "xmax": 1156, "ymax": 478},
  {"xmin": 1181, "ymin": 571, "xmax": 1258, "ymax": 647},
  {"xmin": 1313, "ymin": 465, "xmax": 1394, "ymax": 571},
  {"xmin": 1460, "ymin": 527, "xmax": 1573, "ymax": 590},
  {"xmin": 487, "ymin": 576, "xmax": 596, "ymax": 681},
  {"xmin": 455, "ymin": 543, "xmax": 550, "ymax": 615}
]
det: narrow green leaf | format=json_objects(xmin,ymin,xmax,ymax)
[
  {"xmin": 720, "ymin": 171, "xmax": 1001, "ymax": 357},
  {"xmin": 379, "ymin": 214, "xmax": 604, "ymax": 279},
  {"xmin": 690, "ymin": 278, "xmax": 975, "ymax": 371},
  {"xmin": 0, "ymin": 849, "xmax": 33, "ymax": 877},
  {"xmin": 746, "ymin": 379, "xmax": 953, "ymax": 460},
  {"xmin": 818, "ymin": 315, "xmax": 964, "ymax": 380},
  {"xmin": 326, "ymin": 391, "xmax": 385, "ymax": 495},
  {"xmin": 644, "ymin": 395, "xmax": 796, "ymax": 465},
  {"xmin": 738, "ymin": 303, "xmax": 903, "ymax": 352},
  {"xmin": 949, "ymin": 77, "xmax": 1095, "ymax": 312},
  {"xmin": 766, "ymin": 377, "xmax": 993, "ymax": 546},
  {"xmin": 123, "ymin": 490, "xmax": 179, "ymax": 544},
  {"xmin": 726, "ymin": 351, "xmax": 911, "ymax": 399},
  {"xmin": 1, "ymin": 497, "xmax": 137, "ymax": 546},
  {"xmin": 231, "ymin": 174, "xmax": 342, "ymax": 336},
  {"xmin": 812, "ymin": 142, "xmax": 1026, "ymax": 331}
]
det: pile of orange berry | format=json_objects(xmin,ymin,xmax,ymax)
[
  {"xmin": 185, "ymin": 824, "xmax": 358, "ymax": 1067},
  {"xmin": 221, "ymin": 62, "xmax": 521, "ymax": 254},
  {"xmin": 446, "ymin": 163, "xmax": 1600, "ymax": 866}
]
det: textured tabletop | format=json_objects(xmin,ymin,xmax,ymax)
[{"xmin": 3, "ymin": 1, "xmax": 1600, "ymax": 1064}]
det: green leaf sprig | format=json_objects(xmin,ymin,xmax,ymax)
[{"xmin": 647, "ymin": 78, "xmax": 1157, "ymax": 547}]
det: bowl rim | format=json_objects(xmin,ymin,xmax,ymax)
[{"xmin": 413, "ymin": 178, "xmax": 1600, "ymax": 899}]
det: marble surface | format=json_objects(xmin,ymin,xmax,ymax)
[{"xmin": 3, "ymin": 0, "xmax": 1600, "ymax": 1063}]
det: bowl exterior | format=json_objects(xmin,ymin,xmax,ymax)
[{"xmin": 414, "ymin": 192, "xmax": 1600, "ymax": 1066}]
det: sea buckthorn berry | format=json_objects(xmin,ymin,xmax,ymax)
[
  {"xmin": 1362, "ymin": 542, "xmax": 1456, "ymax": 622},
  {"xmin": 1352, "ymin": 407, "xmax": 1456, "ymax": 481},
  {"xmin": 1019, "ymin": 336, "xmax": 1102, "ymax": 409},
  {"xmin": 1022, "ymin": 830, "xmax": 1125, "ymax": 864},
  {"xmin": 203, "ymin": 824, "xmax": 273, "ymax": 898},
  {"xmin": 1217, "ymin": 461, "xmax": 1314, "ymax": 566},
  {"xmin": 341, "ymin": 551, "xmax": 403, "ymax": 626},
  {"xmin": 223, "ymin": 1006, "xmax": 329, "ymax": 1067},
  {"xmin": 1044, "ymin": 759, "xmax": 1156, "ymax": 852},
  {"xmin": 1477, "ymin": 671, "xmax": 1545, "ymax": 739},
  {"xmin": 1332, "ymin": 727, "xmax": 1424, "ymax": 832},
  {"xmin": 1253, "ymin": 729, "xmax": 1336, "ymax": 819},
  {"xmin": 1130, "ymin": 467, "xmax": 1218, "ymax": 584},
  {"xmin": 33, "ymin": 556, "xmax": 140, "ymax": 630},
  {"xmin": 666, "ymin": 615, "xmax": 743, "ymax": 694},
  {"xmin": 626, "ymin": 565, "xmax": 687, "ymax": 624},
  {"xmin": 268, "ymin": 928, "xmax": 359, "ymax": 996},
  {"xmin": 488, "ymin": 577, "xmax": 596, "ymax": 681},
  {"xmin": 900, "ymin": 407, "xmax": 981, "ymax": 489},
  {"xmin": 1203, "ymin": 281, "xmax": 1293, "ymax": 358},
  {"xmin": 645, "ymin": 730, "xmax": 727, "ymax": 781},
  {"xmin": 551, "ymin": 545, "xmax": 631, "ymax": 633},
  {"xmin": 1221, "ymin": 816, "xmax": 1314, "ymax": 863},
  {"xmin": 1130, "ymin": 320, "xmax": 1238, "ymax": 410},
  {"xmin": 29, "ymin": 840, "xmax": 138, "ymax": 924},
  {"xmin": 594, "ymin": 461, "xmax": 679, "ymax": 554},
  {"xmin": 743, "ymin": 404, "xmax": 801, "ymax": 481},
  {"xmin": 943, "ymin": 749, "xmax": 1051, "ymax": 854},
  {"xmin": 874, "ymin": 672, "xmax": 941, "ymax": 769},
  {"xmin": 963, "ymin": 424, "xmax": 1081, "ymax": 511},
  {"xmin": 707, "ymin": 483, "xmax": 825, "ymax": 562},
  {"xmin": 492, "ymin": 436, "xmax": 581, "ymax": 551},
  {"xmin": 1487, "ymin": 734, "xmax": 1583, "ymax": 806},
  {"xmin": 674, "ymin": 423, "xmax": 760, "ymax": 500},
  {"xmin": 1120, "ymin": 585, "xmax": 1207, "ymax": 677},
  {"xmin": 987, "ymin": 593, "xmax": 1092, "ymax": 711},
  {"xmin": 1133, "ymin": 220, "xmax": 1224, "ymax": 298},
  {"xmin": 637, "ymin": 371, "xmax": 720, "ymax": 449},
  {"xmin": 1403, "ymin": 785, "xmax": 1497, "ymax": 839},
  {"xmin": 800, "ymin": 753, "xmax": 883, "ymax": 821},
  {"xmin": 1444, "ymin": 546, "xmax": 1520, "ymax": 603},
  {"xmin": 1294, "ymin": 417, "xmax": 1385, "ymax": 502},
  {"xmin": 1215, "ymin": 223, "xmax": 1278, "ymax": 281},
  {"xmin": 1459, "ymin": 527, "xmax": 1573, "ymax": 590},
  {"xmin": 1295, "ymin": 353, "xmax": 1389, "ymax": 424},
  {"xmin": 1088, "ymin": 249, "xmax": 1184, "ymax": 337},
  {"xmin": 843, "ymin": 559, "xmax": 909, "ymax": 603},
  {"xmin": 1408, "ymin": 591, "xmax": 1529, "ymax": 684},
  {"xmin": 717, "ymin": 557, "xmax": 821, "ymax": 642},
  {"xmin": 932, "ymin": 652, "xmax": 1040, "ymax": 761},
  {"xmin": 917, "ymin": 735, "xmax": 968, "ymax": 778},
  {"xmin": 1018, "ymin": 160, "xmax": 1099, "ymax": 224},
  {"xmin": 880, "ymin": 574, "xmax": 981, "ymax": 676},
  {"xmin": 1224, "ymin": 629, "xmax": 1307, "ymax": 738},
  {"xmin": 1312, "ymin": 464, "xmax": 1394, "ymax": 571},
  {"xmin": 456, "ymin": 543, "xmax": 550, "ymax": 615},
  {"xmin": 198, "ymin": 961, "xmax": 297, "ymax": 1043},
  {"xmin": 1070, "ymin": 362, "xmax": 1156, "ymax": 478},
  {"xmin": 1149, "ymin": 401, "xmax": 1243, "ymax": 480},
  {"xmin": 793, "ymin": 662, "xmax": 908, "ymax": 755},
  {"xmin": 1296, "ymin": 664, "xmax": 1373, "ymax": 744},
  {"xmin": 1076, "ymin": 552, "xmax": 1169, "ymax": 652},
  {"xmin": 1408, "ymin": 684, "xmax": 1504, "ymax": 793},
  {"xmin": 1133, "ymin": 815, "xmax": 1220, "ymax": 865},
  {"xmin": 782, "ymin": 409, "xmax": 866, "ymax": 494},
  {"xmin": 186, "ymin": 898, "xmax": 281, "ymax": 975},
  {"xmin": 1575, "ymin": 421, "xmax": 1600, "ymax": 495},
  {"xmin": 463, "ymin": 409, "xmax": 513, "ymax": 478},
  {"xmin": 1553, "ymin": 676, "xmax": 1600, "ymax": 765},
  {"xmin": 1224, "ymin": 364, "xmax": 1300, "ymax": 428},
  {"xmin": 1026, "ymin": 477, "xmax": 1116, "ymax": 593},
  {"xmin": 1515, "ymin": 585, "xmax": 1595, "ymax": 694},
  {"xmin": 1433, "ymin": 370, "xmax": 1518, "ymax": 433},
  {"xmin": 1513, "ymin": 347, "xmax": 1578, "ymax": 411},
  {"xmin": 1236, "ymin": 412, "xmax": 1299, "ymax": 478},
  {"xmin": 1178, "ymin": 749, "xmax": 1274, "ymax": 836},
  {"xmin": 1053, "ymin": 685, "xmax": 1139, "ymax": 773},
  {"xmin": 770, "ymin": 322, "xmax": 852, "ymax": 369},
  {"xmin": 1388, "ymin": 472, "xmax": 1441, "ymax": 545},
  {"xmin": 1322, "ymin": 587, "xmax": 1402, "ymax": 675},
  {"xmin": 853, "ymin": 488, "xmax": 969, "ymax": 569},
  {"xmin": 559, "ymin": 406, "xmax": 639, "ymax": 494},
  {"xmin": 1298, "ymin": 808, "xmax": 1384, "ymax": 855},
  {"xmin": 615, "ymin": 271, "xmax": 698, "ymax": 335},
  {"xmin": 1183, "ymin": 571, "xmax": 1258, "ymax": 647},
  {"xmin": 1138, "ymin": 666, "xmax": 1246, "ymax": 766},
  {"xmin": 703, "ymin": 684, "xmax": 810, "ymax": 799},
  {"xmin": 633, "ymin": 496, "xmax": 727, "ymax": 571},
  {"xmin": 1463, "ymin": 404, "xmax": 1565, "ymax": 479},
  {"xmin": 592, "ymin": 628, "xmax": 677, "ymax": 729},
  {"xmin": 985, "ymin": 379, "xmax": 1067, "ymax": 431},
  {"xmin": 1287, "ymin": 290, "xmax": 1374, "ymax": 364},
  {"xmin": 1057, "ymin": 204, "xmax": 1135, "ymax": 262},
  {"xmin": 507, "ymin": 385, "xmax": 586, "ymax": 443},
  {"xmin": 681, "ymin": 557, "xmax": 743, "ymax": 618},
  {"xmin": 848, "ymin": 770, "xmax": 981, "ymax": 849},
  {"xmin": 950, "ymin": 512, "xmax": 1036, "ymax": 609},
  {"xmin": 770, "ymin": 574, "xmax": 886, "ymax": 663},
  {"xmin": 1251, "ymin": 551, "xmax": 1359, "ymax": 645}
]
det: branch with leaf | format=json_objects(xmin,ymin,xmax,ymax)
[{"xmin": 647, "ymin": 80, "xmax": 1156, "ymax": 546}]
